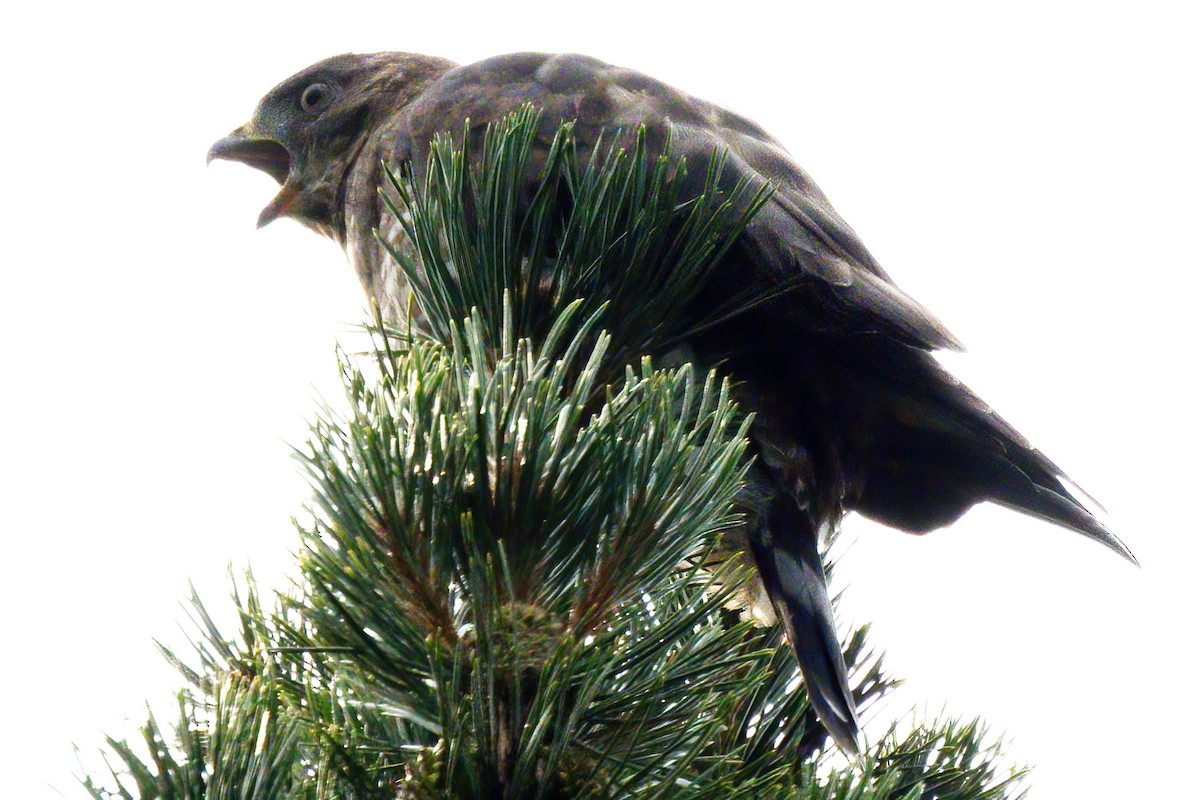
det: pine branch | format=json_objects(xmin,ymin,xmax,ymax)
[
  {"xmin": 81, "ymin": 111, "xmax": 1029, "ymax": 799},
  {"xmin": 380, "ymin": 106, "xmax": 772, "ymax": 381}
]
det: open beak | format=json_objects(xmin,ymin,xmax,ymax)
[{"xmin": 207, "ymin": 125, "xmax": 296, "ymax": 227}]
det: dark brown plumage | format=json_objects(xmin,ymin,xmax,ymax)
[{"xmin": 209, "ymin": 51, "xmax": 1137, "ymax": 754}]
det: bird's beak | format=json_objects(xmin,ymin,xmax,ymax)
[
  {"xmin": 207, "ymin": 124, "xmax": 295, "ymax": 227},
  {"xmin": 207, "ymin": 125, "xmax": 291, "ymax": 183}
]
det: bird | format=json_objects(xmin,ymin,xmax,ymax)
[{"xmin": 208, "ymin": 51, "xmax": 1137, "ymax": 754}]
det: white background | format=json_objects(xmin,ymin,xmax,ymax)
[{"xmin": 1, "ymin": 2, "xmax": 1195, "ymax": 797}]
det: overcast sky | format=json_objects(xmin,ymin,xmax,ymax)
[{"xmin": 2, "ymin": 2, "xmax": 1195, "ymax": 797}]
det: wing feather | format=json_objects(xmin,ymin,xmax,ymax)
[{"xmin": 397, "ymin": 53, "xmax": 962, "ymax": 351}]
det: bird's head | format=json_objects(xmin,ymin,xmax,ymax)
[{"xmin": 208, "ymin": 52, "xmax": 456, "ymax": 238}]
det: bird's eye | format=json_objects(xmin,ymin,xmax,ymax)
[{"xmin": 300, "ymin": 83, "xmax": 330, "ymax": 113}]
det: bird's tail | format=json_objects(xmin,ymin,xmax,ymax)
[{"xmin": 747, "ymin": 487, "xmax": 861, "ymax": 754}]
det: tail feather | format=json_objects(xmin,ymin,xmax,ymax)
[
  {"xmin": 738, "ymin": 341, "xmax": 1136, "ymax": 755},
  {"xmin": 749, "ymin": 491, "xmax": 860, "ymax": 754}
]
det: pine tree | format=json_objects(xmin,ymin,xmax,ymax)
[{"xmin": 82, "ymin": 110, "xmax": 1028, "ymax": 799}]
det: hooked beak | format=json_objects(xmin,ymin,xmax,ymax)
[{"xmin": 207, "ymin": 125, "xmax": 296, "ymax": 227}]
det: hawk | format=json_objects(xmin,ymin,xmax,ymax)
[{"xmin": 209, "ymin": 51, "xmax": 1136, "ymax": 753}]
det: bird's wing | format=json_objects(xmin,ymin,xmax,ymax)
[{"xmin": 397, "ymin": 52, "xmax": 961, "ymax": 351}]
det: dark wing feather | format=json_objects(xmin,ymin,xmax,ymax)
[{"xmin": 841, "ymin": 341, "xmax": 1137, "ymax": 563}]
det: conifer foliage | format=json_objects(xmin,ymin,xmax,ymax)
[{"xmin": 83, "ymin": 111, "xmax": 1027, "ymax": 799}]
